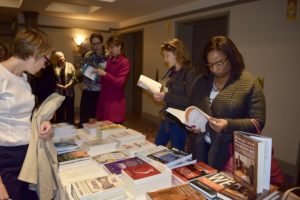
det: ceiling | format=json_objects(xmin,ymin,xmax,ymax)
[
  {"xmin": 0, "ymin": 0, "xmax": 201, "ymax": 24},
  {"xmin": 0, "ymin": 0, "xmax": 255, "ymax": 30}
]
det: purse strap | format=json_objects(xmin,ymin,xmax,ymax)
[{"xmin": 250, "ymin": 118, "xmax": 261, "ymax": 134}]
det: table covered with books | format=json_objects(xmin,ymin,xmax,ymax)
[{"xmin": 53, "ymin": 121, "xmax": 280, "ymax": 200}]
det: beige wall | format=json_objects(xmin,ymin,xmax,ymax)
[{"xmin": 122, "ymin": 0, "xmax": 300, "ymax": 177}]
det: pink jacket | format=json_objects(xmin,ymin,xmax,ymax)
[{"xmin": 96, "ymin": 55, "xmax": 130, "ymax": 123}]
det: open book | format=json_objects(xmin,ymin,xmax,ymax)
[
  {"xmin": 81, "ymin": 64, "xmax": 98, "ymax": 81},
  {"xmin": 137, "ymin": 74, "xmax": 164, "ymax": 94},
  {"xmin": 166, "ymin": 106, "xmax": 210, "ymax": 131}
]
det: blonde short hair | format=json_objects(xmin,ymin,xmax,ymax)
[{"xmin": 13, "ymin": 29, "xmax": 53, "ymax": 60}]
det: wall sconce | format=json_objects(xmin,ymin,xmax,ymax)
[{"xmin": 73, "ymin": 35, "xmax": 85, "ymax": 46}]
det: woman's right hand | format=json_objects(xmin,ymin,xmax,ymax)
[
  {"xmin": 0, "ymin": 177, "xmax": 9, "ymax": 200},
  {"xmin": 186, "ymin": 125, "xmax": 202, "ymax": 133}
]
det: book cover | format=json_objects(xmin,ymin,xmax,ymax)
[
  {"xmin": 58, "ymin": 149, "xmax": 90, "ymax": 165},
  {"xmin": 137, "ymin": 74, "xmax": 162, "ymax": 94},
  {"xmin": 81, "ymin": 63, "xmax": 98, "ymax": 81},
  {"xmin": 189, "ymin": 172, "xmax": 236, "ymax": 199},
  {"xmin": 218, "ymin": 182, "xmax": 279, "ymax": 200},
  {"xmin": 233, "ymin": 131, "xmax": 272, "ymax": 194},
  {"xmin": 92, "ymin": 151, "xmax": 129, "ymax": 164},
  {"xmin": 172, "ymin": 161, "xmax": 217, "ymax": 183},
  {"xmin": 70, "ymin": 174, "xmax": 124, "ymax": 200},
  {"xmin": 166, "ymin": 106, "xmax": 209, "ymax": 131},
  {"xmin": 104, "ymin": 156, "xmax": 146, "ymax": 175},
  {"xmin": 54, "ymin": 138, "xmax": 79, "ymax": 154},
  {"xmin": 147, "ymin": 147, "xmax": 192, "ymax": 167},
  {"xmin": 123, "ymin": 162, "xmax": 161, "ymax": 180},
  {"xmin": 146, "ymin": 184, "xmax": 206, "ymax": 200}
]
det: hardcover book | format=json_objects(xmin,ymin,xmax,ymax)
[
  {"xmin": 217, "ymin": 182, "xmax": 279, "ymax": 200},
  {"xmin": 123, "ymin": 162, "xmax": 161, "ymax": 181},
  {"xmin": 147, "ymin": 147, "xmax": 192, "ymax": 167},
  {"xmin": 172, "ymin": 161, "xmax": 217, "ymax": 183},
  {"xmin": 233, "ymin": 131, "xmax": 272, "ymax": 194},
  {"xmin": 166, "ymin": 106, "xmax": 209, "ymax": 131},
  {"xmin": 146, "ymin": 184, "xmax": 206, "ymax": 200},
  {"xmin": 189, "ymin": 171, "xmax": 236, "ymax": 199}
]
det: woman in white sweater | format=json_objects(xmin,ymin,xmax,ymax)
[{"xmin": 0, "ymin": 29, "xmax": 54, "ymax": 200}]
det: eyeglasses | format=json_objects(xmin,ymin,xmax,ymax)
[
  {"xmin": 43, "ymin": 56, "xmax": 51, "ymax": 65},
  {"xmin": 206, "ymin": 58, "xmax": 228, "ymax": 68}
]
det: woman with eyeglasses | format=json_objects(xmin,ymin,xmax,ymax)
[
  {"xmin": 188, "ymin": 36, "xmax": 266, "ymax": 170},
  {"xmin": 0, "ymin": 29, "xmax": 54, "ymax": 200},
  {"xmin": 153, "ymin": 38, "xmax": 197, "ymax": 151},
  {"xmin": 79, "ymin": 32, "xmax": 108, "ymax": 126}
]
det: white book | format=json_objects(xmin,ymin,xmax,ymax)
[
  {"xmin": 108, "ymin": 128, "xmax": 146, "ymax": 146},
  {"xmin": 81, "ymin": 63, "xmax": 98, "ymax": 81},
  {"xmin": 118, "ymin": 140, "xmax": 156, "ymax": 156},
  {"xmin": 166, "ymin": 106, "xmax": 210, "ymax": 131},
  {"xmin": 137, "ymin": 74, "xmax": 162, "ymax": 94}
]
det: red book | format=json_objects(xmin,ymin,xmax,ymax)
[{"xmin": 123, "ymin": 163, "xmax": 161, "ymax": 180}]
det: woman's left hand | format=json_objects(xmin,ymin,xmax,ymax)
[
  {"xmin": 38, "ymin": 121, "xmax": 53, "ymax": 141},
  {"xmin": 153, "ymin": 92, "xmax": 165, "ymax": 102},
  {"xmin": 208, "ymin": 117, "xmax": 228, "ymax": 133}
]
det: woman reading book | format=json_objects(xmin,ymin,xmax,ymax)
[
  {"xmin": 153, "ymin": 38, "xmax": 197, "ymax": 151},
  {"xmin": 187, "ymin": 36, "xmax": 266, "ymax": 171}
]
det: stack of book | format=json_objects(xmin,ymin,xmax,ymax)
[
  {"xmin": 120, "ymin": 157, "xmax": 172, "ymax": 199},
  {"xmin": 98, "ymin": 123, "xmax": 127, "ymax": 139},
  {"xmin": 118, "ymin": 140, "xmax": 156, "ymax": 156},
  {"xmin": 54, "ymin": 137, "xmax": 80, "ymax": 154},
  {"xmin": 172, "ymin": 161, "xmax": 217, "ymax": 186},
  {"xmin": 75, "ymin": 129, "xmax": 118, "ymax": 156},
  {"xmin": 108, "ymin": 128, "xmax": 146, "ymax": 146},
  {"xmin": 70, "ymin": 174, "xmax": 128, "ymax": 200},
  {"xmin": 82, "ymin": 120, "xmax": 126, "ymax": 138},
  {"xmin": 53, "ymin": 122, "xmax": 77, "ymax": 141},
  {"xmin": 146, "ymin": 147, "xmax": 196, "ymax": 169}
]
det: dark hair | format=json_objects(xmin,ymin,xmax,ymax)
[
  {"xmin": 89, "ymin": 32, "xmax": 104, "ymax": 43},
  {"xmin": 201, "ymin": 36, "xmax": 245, "ymax": 80},
  {"xmin": 0, "ymin": 42, "xmax": 9, "ymax": 60},
  {"xmin": 106, "ymin": 35, "xmax": 125, "ymax": 55},
  {"xmin": 160, "ymin": 38, "xmax": 191, "ymax": 67}
]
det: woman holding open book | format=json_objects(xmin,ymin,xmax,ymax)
[
  {"xmin": 188, "ymin": 36, "xmax": 266, "ymax": 170},
  {"xmin": 153, "ymin": 38, "xmax": 197, "ymax": 151}
]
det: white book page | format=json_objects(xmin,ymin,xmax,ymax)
[
  {"xmin": 82, "ymin": 65, "xmax": 97, "ymax": 81},
  {"xmin": 165, "ymin": 107, "xmax": 185, "ymax": 124},
  {"xmin": 137, "ymin": 75, "xmax": 162, "ymax": 94},
  {"xmin": 185, "ymin": 106, "xmax": 209, "ymax": 131}
]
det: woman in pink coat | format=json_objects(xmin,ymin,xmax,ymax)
[{"xmin": 95, "ymin": 35, "xmax": 130, "ymax": 123}]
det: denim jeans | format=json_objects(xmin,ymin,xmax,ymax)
[{"xmin": 155, "ymin": 121, "xmax": 187, "ymax": 151}]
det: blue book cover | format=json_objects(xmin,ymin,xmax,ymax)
[{"xmin": 104, "ymin": 157, "xmax": 146, "ymax": 175}]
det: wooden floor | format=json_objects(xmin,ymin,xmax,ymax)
[{"xmin": 123, "ymin": 113, "xmax": 159, "ymax": 144}]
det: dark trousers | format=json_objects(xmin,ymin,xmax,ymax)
[
  {"xmin": 55, "ymin": 95, "xmax": 75, "ymax": 124},
  {"xmin": 79, "ymin": 90, "xmax": 100, "ymax": 124},
  {"xmin": 0, "ymin": 145, "xmax": 38, "ymax": 200},
  {"xmin": 155, "ymin": 121, "xmax": 188, "ymax": 151}
]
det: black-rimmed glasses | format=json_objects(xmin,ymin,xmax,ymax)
[{"xmin": 206, "ymin": 58, "xmax": 228, "ymax": 68}]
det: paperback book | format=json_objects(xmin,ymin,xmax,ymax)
[
  {"xmin": 147, "ymin": 147, "xmax": 192, "ymax": 167},
  {"xmin": 189, "ymin": 171, "xmax": 236, "ymax": 199},
  {"xmin": 166, "ymin": 106, "xmax": 209, "ymax": 131},
  {"xmin": 92, "ymin": 151, "xmax": 129, "ymax": 165},
  {"xmin": 58, "ymin": 149, "xmax": 91, "ymax": 165},
  {"xmin": 137, "ymin": 74, "xmax": 162, "ymax": 94},
  {"xmin": 104, "ymin": 156, "xmax": 147, "ymax": 175}
]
